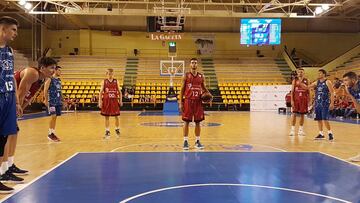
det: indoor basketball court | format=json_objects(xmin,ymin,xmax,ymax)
[{"xmin": 0, "ymin": 0, "xmax": 360, "ymax": 202}]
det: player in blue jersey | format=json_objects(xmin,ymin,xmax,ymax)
[
  {"xmin": 342, "ymin": 71, "xmax": 360, "ymax": 162},
  {"xmin": 0, "ymin": 16, "xmax": 23, "ymax": 193},
  {"xmin": 44, "ymin": 66, "xmax": 62, "ymax": 142},
  {"xmin": 308, "ymin": 69, "xmax": 335, "ymax": 141}
]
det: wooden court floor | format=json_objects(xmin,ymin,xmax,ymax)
[{"xmin": 1, "ymin": 111, "xmax": 359, "ymax": 199}]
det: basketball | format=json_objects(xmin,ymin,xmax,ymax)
[{"xmin": 201, "ymin": 92, "xmax": 213, "ymax": 103}]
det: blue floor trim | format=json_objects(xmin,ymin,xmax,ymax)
[
  {"xmin": 3, "ymin": 152, "xmax": 359, "ymax": 203},
  {"xmin": 18, "ymin": 112, "xmax": 48, "ymax": 121}
]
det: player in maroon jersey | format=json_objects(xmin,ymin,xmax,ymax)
[
  {"xmin": 179, "ymin": 58, "xmax": 210, "ymax": 150},
  {"xmin": 1, "ymin": 57, "xmax": 57, "ymax": 183},
  {"xmin": 289, "ymin": 68, "xmax": 309, "ymax": 136},
  {"xmin": 98, "ymin": 69, "xmax": 123, "ymax": 139}
]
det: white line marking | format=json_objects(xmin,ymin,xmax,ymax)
[
  {"xmin": 319, "ymin": 152, "xmax": 360, "ymax": 168},
  {"xmin": 110, "ymin": 141, "xmax": 286, "ymax": 152},
  {"xmin": 119, "ymin": 183, "xmax": 351, "ymax": 203},
  {"xmin": 0, "ymin": 153, "xmax": 79, "ymax": 202}
]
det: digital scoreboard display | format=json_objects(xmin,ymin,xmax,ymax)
[{"xmin": 240, "ymin": 19, "xmax": 281, "ymax": 45}]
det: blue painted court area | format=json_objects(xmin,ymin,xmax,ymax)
[{"xmin": 3, "ymin": 152, "xmax": 360, "ymax": 203}]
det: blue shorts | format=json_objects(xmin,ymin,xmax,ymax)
[
  {"xmin": 314, "ymin": 106, "xmax": 330, "ymax": 121},
  {"xmin": 0, "ymin": 93, "xmax": 18, "ymax": 137},
  {"xmin": 47, "ymin": 105, "xmax": 62, "ymax": 116}
]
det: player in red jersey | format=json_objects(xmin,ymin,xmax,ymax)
[
  {"xmin": 1, "ymin": 57, "xmax": 56, "ymax": 183},
  {"xmin": 179, "ymin": 58, "xmax": 210, "ymax": 150},
  {"xmin": 98, "ymin": 69, "xmax": 123, "ymax": 139},
  {"xmin": 289, "ymin": 68, "xmax": 309, "ymax": 136}
]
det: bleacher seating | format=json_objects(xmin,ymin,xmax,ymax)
[
  {"xmin": 59, "ymin": 55, "xmax": 126, "ymax": 82},
  {"xmin": 218, "ymin": 81, "xmax": 283, "ymax": 106},
  {"xmin": 136, "ymin": 57, "xmax": 202, "ymax": 84},
  {"xmin": 48, "ymin": 56, "xmax": 291, "ymax": 108},
  {"xmin": 214, "ymin": 57, "xmax": 289, "ymax": 84},
  {"xmin": 13, "ymin": 50, "xmax": 30, "ymax": 70},
  {"xmin": 132, "ymin": 82, "xmax": 181, "ymax": 104},
  {"xmin": 329, "ymin": 54, "xmax": 360, "ymax": 79}
]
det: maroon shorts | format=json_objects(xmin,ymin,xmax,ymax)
[
  {"xmin": 292, "ymin": 97, "xmax": 308, "ymax": 114},
  {"xmin": 182, "ymin": 99, "xmax": 204, "ymax": 122},
  {"xmin": 101, "ymin": 98, "xmax": 120, "ymax": 116}
]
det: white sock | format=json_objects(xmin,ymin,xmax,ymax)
[
  {"xmin": 2, "ymin": 162, "xmax": 8, "ymax": 173},
  {"xmin": 196, "ymin": 136, "xmax": 200, "ymax": 141},
  {"xmin": 319, "ymin": 131, "xmax": 324, "ymax": 135},
  {"xmin": 115, "ymin": 127, "xmax": 120, "ymax": 131},
  {"xmin": 291, "ymin": 126, "xmax": 295, "ymax": 131},
  {"xmin": 8, "ymin": 156, "xmax": 14, "ymax": 167},
  {"xmin": 105, "ymin": 128, "xmax": 110, "ymax": 132},
  {"xmin": 299, "ymin": 126, "xmax": 303, "ymax": 131},
  {"xmin": 49, "ymin": 129, "xmax": 52, "ymax": 134},
  {"xmin": 328, "ymin": 130, "xmax": 332, "ymax": 134},
  {"xmin": 0, "ymin": 163, "xmax": 3, "ymax": 175},
  {"xmin": 184, "ymin": 137, "xmax": 188, "ymax": 141}
]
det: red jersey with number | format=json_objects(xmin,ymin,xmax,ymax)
[
  {"xmin": 184, "ymin": 72, "xmax": 204, "ymax": 100},
  {"xmin": 292, "ymin": 78, "xmax": 309, "ymax": 114},
  {"xmin": 182, "ymin": 72, "xmax": 205, "ymax": 122},
  {"xmin": 102, "ymin": 79, "xmax": 120, "ymax": 99},
  {"xmin": 294, "ymin": 78, "xmax": 309, "ymax": 99},
  {"xmin": 14, "ymin": 67, "xmax": 44, "ymax": 104},
  {"xmin": 101, "ymin": 79, "xmax": 120, "ymax": 116}
]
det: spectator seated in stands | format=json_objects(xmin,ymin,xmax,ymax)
[{"xmin": 91, "ymin": 94, "xmax": 98, "ymax": 103}]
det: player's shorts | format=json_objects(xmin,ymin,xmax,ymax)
[
  {"xmin": 47, "ymin": 105, "xmax": 62, "ymax": 116},
  {"xmin": 292, "ymin": 97, "xmax": 308, "ymax": 114},
  {"xmin": 314, "ymin": 106, "xmax": 330, "ymax": 121},
  {"xmin": 101, "ymin": 98, "xmax": 120, "ymax": 116},
  {"xmin": 0, "ymin": 93, "xmax": 17, "ymax": 137},
  {"xmin": 182, "ymin": 99, "xmax": 204, "ymax": 123}
]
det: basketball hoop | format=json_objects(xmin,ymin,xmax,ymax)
[{"xmin": 160, "ymin": 57, "xmax": 185, "ymax": 87}]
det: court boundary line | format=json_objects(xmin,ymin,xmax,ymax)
[
  {"xmin": 110, "ymin": 141, "xmax": 287, "ymax": 152},
  {"xmin": 118, "ymin": 183, "xmax": 352, "ymax": 203},
  {"xmin": 138, "ymin": 122, "xmax": 224, "ymax": 127},
  {"xmin": 319, "ymin": 152, "xmax": 360, "ymax": 168},
  {"xmin": 0, "ymin": 152, "xmax": 79, "ymax": 202}
]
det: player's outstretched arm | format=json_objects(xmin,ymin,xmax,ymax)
[
  {"xmin": 179, "ymin": 74, "xmax": 186, "ymax": 112},
  {"xmin": 98, "ymin": 80, "xmax": 104, "ymax": 108},
  {"xmin": 43, "ymin": 78, "xmax": 51, "ymax": 108}
]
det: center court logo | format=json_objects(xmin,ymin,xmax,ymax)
[{"xmin": 140, "ymin": 122, "xmax": 222, "ymax": 127}]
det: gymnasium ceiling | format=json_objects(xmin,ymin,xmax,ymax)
[{"xmin": 0, "ymin": 0, "xmax": 359, "ymax": 32}]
